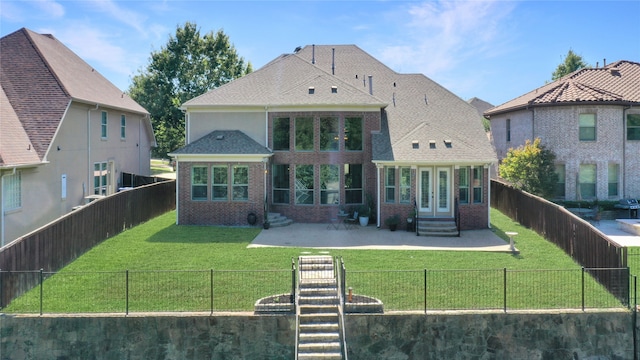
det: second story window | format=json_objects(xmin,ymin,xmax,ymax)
[
  {"xmin": 120, "ymin": 115, "xmax": 126, "ymax": 139},
  {"xmin": 320, "ymin": 117, "xmax": 339, "ymax": 151},
  {"xmin": 579, "ymin": 114, "xmax": 596, "ymax": 141},
  {"xmin": 628, "ymin": 113, "xmax": 640, "ymax": 140},
  {"xmin": 345, "ymin": 117, "xmax": 363, "ymax": 151},
  {"xmin": 506, "ymin": 119, "xmax": 511, "ymax": 142},
  {"xmin": 295, "ymin": 117, "xmax": 314, "ymax": 151},
  {"xmin": 273, "ymin": 117, "xmax": 290, "ymax": 150},
  {"xmin": 101, "ymin": 111, "xmax": 108, "ymax": 139}
]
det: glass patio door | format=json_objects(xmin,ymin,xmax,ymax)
[{"xmin": 419, "ymin": 167, "xmax": 452, "ymax": 217}]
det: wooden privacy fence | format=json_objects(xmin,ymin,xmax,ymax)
[
  {"xmin": 0, "ymin": 180, "xmax": 175, "ymax": 308},
  {"xmin": 491, "ymin": 180, "xmax": 628, "ymax": 304}
]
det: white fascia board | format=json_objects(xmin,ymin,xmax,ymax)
[
  {"xmin": 373, "ymin": 159, "xmax": 496, "ymax": 167},
  {"xmin": 168, "ymin": 153, "xmax": 272, "ymax": 163}
]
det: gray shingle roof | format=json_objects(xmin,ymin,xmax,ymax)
[
  {"xmin": 0, "ymin": 87, "xmax": 40, "ymax": 166},
  {"xmin": 170, "ymin": 130, "xmax": 271, "ymax": 156},
  {"xmin": 485, "ymin": 60, "xmax": 640, "ymax": 116},
  {"xmin": 1, "ymin": 28, "xmax": 149, "ymax": 162},
  {"xmin": 183, "ymin": 44, "xmax": 496, "ymax": 164}
]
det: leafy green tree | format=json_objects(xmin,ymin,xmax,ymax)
[
  {"xmin": 128, "ymin": 22, "xmax": 252, "ymax": 158},
  {"xmin": 552, "ymin": 49, "xmax": 588, "ymax": 81},
  {"xmin": 499, "ymin": 138, "xmax": 559, "ymax": 199}
]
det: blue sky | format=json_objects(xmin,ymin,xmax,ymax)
[{"xmin": 1, "ymin": 0, "xmax": 639, "ymax": 106}]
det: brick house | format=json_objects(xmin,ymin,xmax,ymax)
[
  {"xmin": 0, "ymin": 28, "xmax": 155, "ymax": 245},
  {"xmin": 170, "ymin": 45, "xmax": 497, "ymax": 233},
  {"xmin": 484, "ymin": 60, "xmax": 640, "ymax": 201}
]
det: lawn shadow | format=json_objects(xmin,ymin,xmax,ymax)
[
  {"xmin": 146, "ymin": 223, "xmax": 262, "ymax": 244},
  {"xmin": 490, "ymin": 223, "xmax": 525, "ymax": 260}
]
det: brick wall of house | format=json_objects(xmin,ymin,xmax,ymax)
[
  {"xmin": 177, "ymin": 162, "xmax": 266, "ymax": 226},
  {"xmin": 492, "ymin": 105, "xmax": 639, "ymax": 200},
  {"xmin": 268, "ymin": 111, "xmax": 380, "ymax": 223}
]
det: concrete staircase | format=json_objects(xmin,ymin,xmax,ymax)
[
  {"xmin": 267, "ymin": 212, "xmax": 293, "ymax": 227},
  {"xmin": 296, "ymin": 256, "xmax": 344, "ymax": 360},
  {"xmin": 417, "ymin": 218, "xmax": 459, "ymax": 237}
]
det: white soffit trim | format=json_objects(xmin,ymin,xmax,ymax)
[{"xmin": 169, "ymin": 154, "xmax": 272, "ymax": 162}]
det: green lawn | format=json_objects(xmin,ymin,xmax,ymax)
[{"xmin": 3, "ymin": 209, "xmax": 624, "ymax": 313}]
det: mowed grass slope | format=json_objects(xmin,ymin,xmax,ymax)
[{"xmin": 3, "ymin": 209, "xmax": 622, "ymax": 313}]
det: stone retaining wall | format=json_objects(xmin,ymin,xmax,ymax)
[{"xmin": 1, "ymin": 310, "xmax": 634, "ymax": 359}]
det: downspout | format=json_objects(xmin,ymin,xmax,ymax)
[
  {"xmin": 265, "ymin": 106, "xmax": 269, "ymax": 148},
  {"xmin": 87, "ymin": 104, "xmax": 99, "ymax": 198},
  {"xmin": 376, "ymin": 164, "xmax": 381, "ymax": 228}
]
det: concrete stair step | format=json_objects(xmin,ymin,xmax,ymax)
[
  {"xmin": 299, "ymin": 295, "xmax": 339, "ymax": 305},
  {"xmin": 300, "ymin": 287, "xmax": 338, "ymax": 297},
  {"xmin": 300, "ymin": 279, "xmax": 336, "ymax": 288},
  {"xmin": 299, "ymin": 323, "xmax": 340, "ymax": 332},
  {"xmin": 299, "ymin": 304, "xmax": 338, "ymax": 314},
  {"xmin": 297, "ymin": 353, "xmax": 342, "ymax": 360},
  {"xmin": 299, "ymin": 313, "xmax": 339, "ymax": 324},
  {"xmin": 299, "ymin": 332, "xmax": 340, "ymax": 343},
  {"xmin": 300, "ymin": 263, "xmax": 335, "ymax": 271},
  {"xmin": 298, "ymin": 342, "xmax": 341, "ymax": 353},
  {"xmin": 299, "ymin": 255, "xmax": 333, "ymax": 263}
]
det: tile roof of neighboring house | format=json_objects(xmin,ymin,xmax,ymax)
[
  {"xmin": 0, "ymin": 28, "xmax": 149, "ymax": 163},
  {"xmin": 485, "ymin": 60, "xmax": 640, "ymax": 117},
  {"xmin": 170, "ymin": 130, "xmax": 271, "ymax": 156},
  {"xmin": 183, "ymin": 44, "xmax": 496, "ymax": 164}
]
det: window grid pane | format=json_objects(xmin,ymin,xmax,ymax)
[
  {"xmin": 320, "ymin": 164, "xmax": 339, "ymax": 204},
  {"xmin": 120, "ymin": 115, "xmax": 126, "ymax": 139},
  {"xmin": 212, "ymin": 166, "xmax": 228, "ymax": 201},
  {"xmin": 555, "ymin": 164, "xmax": 566, "ymax": 198},
  {"xmin": 608, "ymin": 164, "xmax": 619, "ymax": 197},
  {"xmin": 101, "ymin": 111, "xmax": 108, "ymax": 138},
  {"xmin": 627, "ymin": 114, "xmax": 640, "ymax": 140},
  {"xmin": 2, "ymin": 171, "xmax": 21, "ymax": 211},
  {"xmin": 273, "ymin": 164, "xmax": 290, "ymax": 204},
  {"xmin": 579, "ymin": 164, "xmax": 596, "ymax": 199},
  {"xmin": 232, "ymin": 166, "xmax": 248, "ymax": 201},
  {"xmin": 459, "ymin": 167, "xmax": 469, "ymax": 204},
  {"xmin": 472, "ymin": 167, "xmax": 482, "ymax": 203},
  {"xmin": 345, "ymin": 164, "xmax": 363, "ymax": 204},
  {"xmin": 579, "ymin": 114, "xmax": 596, "ymax": 141},
  {"xmin": 192, "ymin": 166, "xmax": 208, "ymax": 200},
  {"xmin": 400, "ymin": 167, "xmax": 411, "ymax": 203},
  {"xmin": 295, "ymin": 117, "xmax": 314, "ymax": 151},
  {"xmin": 385, "ymin": 167, "xmax": 395, "ymax": 203},
  {"xmin": 273, "ymin": 117, "xmax": 290, "ymax": 150},
  {"xmin": 345, "ymin": 117, "xmax": 363, "ymax": 151},
  {"xmin": 320, "ymin": 117, "xmax": 339, "ymax": 151}
]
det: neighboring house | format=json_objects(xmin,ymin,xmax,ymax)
[
  {"xmin": 0, "ymin": 28, "xmax": 156, "ymax": 245},
  {"xmin": 171, "ymin": 45, "xmax": 496, "ymax": 232},
  {"xmin": 468, "ymin": 97, "xmax": 494, "ymax": 118},
  {"xmin": 484, "ymin": 60, "xmax": 640, "ymax": 201}
]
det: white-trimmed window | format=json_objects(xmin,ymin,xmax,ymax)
[
  {"xmin": 120, "ymin": 115, "xmax": 126, "ymax": 139},
  {"xmin": 94, "ymin": 162, "xmax": 108, "ymax": 195},
  {"xmin": 608, "ymin": 163, "xmax": 619, "ymax": 197},
  {"xmin": 506, "ymin": 119, "xmax": 511, "ymax": 142},
  {"xmin": 101, "ymin": 111, "xmax": 108, "ymax": 139},
  {"xmin": 212, "ymin": 166, "xmax": 228, "ymax": 201},
  {"xmin": 579, "ymin": 164, "xmax": 596, "ymax": 199},
  {"xmin": 472, "ymin": 167, "xmax": 483, "ymax": 203},
  {"xmin": 399, "ymin": 167, "xmax": 411, "ymax": 203},
  {"xmin": 191, "ymin": 166, "xmax": 208, "ymax": 200},
  {"xmin": 2, "ymin": 171, "xmax": 22, "ymax": 211},
  {"xmin": 628, "ymin": 113, "xmax": 640, "ymax": 140},
  {"xmin": 579, "ymin": 113, "xmax": 596, "ymax": 141},
  {"xmin": 385, "ymin": 167, "xmax": 396, "ymax": 203},
  {"xmin": 459, "ymin": 167, "xmax": 470, "ymax": 204},
  {"xmin": 232, "ymin": 165, "xmax": 249, "ymax": 201},
  {"xmin": 555, "ymin": 164, "xmax": 566, "ymax": 198}
]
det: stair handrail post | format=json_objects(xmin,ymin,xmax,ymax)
[
  {"xmin": 291, "ymin": 257, "xmax": 296, "ymax": 306},
  {"xmin": 455, "ymin": 197, "xmax": 461, "ymax": 236}
]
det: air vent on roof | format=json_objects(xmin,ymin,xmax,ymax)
[
  {"xmin": 444, "ymin": 140, "xmax": 452, "ymax": 148},
  {"xmin": 429, "ymin": 140, "xmax": 436, "ymax": 149},
  {"xmin": 412, "ymin": 140, "xmax": 419, "ymax": 149},
  {"xmin": 216, "ymin": 135, "xmax": 224, "ymax": 140},
  {"xmin": 308, "ymin": 87, "xmax": 315, "ymax": 94},
  {"xmin": 331, "ymin": 86, "xmax": 337, "ymax": 94}
]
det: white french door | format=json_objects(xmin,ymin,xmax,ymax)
[{"xmin": 418, "ymin": 167, "xmax": 452, "ymax": 217}]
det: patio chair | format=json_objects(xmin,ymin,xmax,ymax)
[{"xmin": 344, "ymin": 211, "xmax": 358, "ymax": 229}]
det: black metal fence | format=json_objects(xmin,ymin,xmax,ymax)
[
  {"xmin": 343, "ymin": 267, "xmax": 630, "ymax": 312},
  {"xmin": 0, "ymin": 269, "xmax": 293, "ymax": 314},
  {"xmin": 1, "ymin": 267, "xmax": 631, "ymax": 314}
]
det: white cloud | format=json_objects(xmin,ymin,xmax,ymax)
[
  {"xmin": 33, "ymin": 0, "xmax": 65, "ymax": 18},
  {"xmin": 378, "ymin": 0, "xmax": 516, "ymax": 75},
  {"xmin": 89, "ymin": 0, "xmax": 148, "ymax": 36}
]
